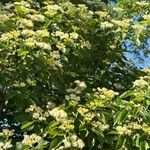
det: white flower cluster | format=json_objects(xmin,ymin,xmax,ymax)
[
  {"xmin": 46, "ymin": 101, "xmax": 56, "ymax": 109},
  {"xmin": 36, "ymin": 42, "xmax": 51, "ymax": 50},
  {"xmin": 142, "ymin": 124, "xmax": 150, "ymax": 135},
  {"xmin": 95, "ymin": 11, "xmax": 109, "ymax": 18},
  {"xmin": 127, "ymin": 122, "xmax": 142, "ymax": 130},
  {"xmin": 24, "ymin": 38, "xmax": 51, "ymax": 50},
  {"xmin": 0, "ymin": 129, "xmax": 13, "ymax": 137},
  {"xmin": 48, "ymin": 107, "xmax": 68, "ymax": 122},
  {"xmin": 113, "ymin": 7, "xmax": 124, "ymax": 13},
  {"xmin": 100, "ymin": 21, "xmax": 114, "ymax": 29},
  {"xmin": 143, "ymin": 68, "xmax": 150, "ymax": 74},
  {"xmin": 14, "ymin": 1, "xmax": 30, "ymax": 8},
  {"xmin": 27, "ymin": 14, "xmax": 45, "ymax": 22},
  {"xmin": 0, "ymin": 30, "xmax": 20, "ymax": 42},
  {"xmin": 36, "ymin": 29, "xmax": 49, "ymax": 38},
  {"xmin": 111, "ymin": 19, "xmax": 130, "ymax": 29},
  {"xmin": 14, "ymin": 1, "xmax": 36, "ymax": 14},
  {"xmin": 65, "ymin": 80, "xmax": 86, "ymax": 101},
  {"xmin": 45, "ymin": 4, "xmax": 62, "ymax": 17},
  {"xmin": 57, "ymin": 135, "xmax": 85, "ymax": 150},
  {"xmin": 22, "ymin": 29, "xmax": 35, "ymax": 36},
  {"xmin": 132, "ymin": 24, "xmax": 145, "ymax": 33},
  {"xmin": 18, "ymin": 18, "xmax": 33, "ymax": 27},
  {"xmin": 143, "ymin": 14, "xmax": 150, "ymax": 20},
  {"xmin": 116, "ymin": 125, "xmax": 132, "ymax": 135},
  {"xmin": 0, "ymin": 14, "xmax": 9, "ymax": 22},
  {"xmin": 49, "ymin": 107, "xmax": 74, "ymax": 131},
  {"xmin": 97, "ymin": 87, "xmax": 119, "ymax": 99},
  {"xmin": 0, "ymin": 141, "xmax": 12, "ymax": 150},
  {"xmin": 22, "ymin": 133, "xmax": 42, "ymax": 146},
  {"xmin": 77, "ymin": 106, "xmax": 95, "ymax": 121},
  {"xmin": 52, "ymin": 31, "xmax": 78, "ymax": 40},
  {"xmin": 92, "ymin": 121, "xmax": 109, "ymax": 131},
  {"xmin": 26, "ymin": 104, "xmax": 49, "ymax": 121},
  {"xmin": 133, "ymin": 77, "xmax": 148, "ymax": 87},
  {"xmin": 136, "ymin": 1, "xmax": 149, "ymax": 6}
]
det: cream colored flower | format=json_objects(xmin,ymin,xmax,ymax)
[
  {"xmin": 96, "ymin": 11, "xmax": 108, "ymax": 18},
  {"xmin": 113, "ymin": 7, "xmax": 124, "ymax": 13},
  {"xmin": 36, "ymin": 29, "xmax": 49, "ymax": 37},
  {"xmin": 70, "ymin": 32, "xmax": 78, "ymax": 39},
  {"xmin": 143, "ymin": 14, "xmax": 150, "ymax": 20},
  {"xmin": 0, "ymin": 14, "xmax": 9, "ymax": 22},
  {"xmin": 22, "ymin": 134, "xmax": 42, "ymax": 146},
  {"xmin": 36, "ymin": 42, "xmax": 51, "ymax": 50},
  {"xmin": 18, "ymin": 18, "xmax": 33, "ymax": 27},
  {"xmin": 49, "ymin": 107, "xmax": 68, "ymax": 122},
  {"xmin": 133, "ymin": 78, "xmax": 148, "ymax": 87},
  {"xmin": 100, "ymin": 21, "xmax": 114, "ymax": 29},
  {"xmin": 116, "ymin": 125, "xmax": 132, "ymax": 135},
  {"xmin": 27, "ymin": 14, "xmax": 45, "ymax": 22},
  {"xmin": 136, "ymin": 1, "xmax": 149, "ymax": 6},
  {"xmin": 25, "ymin": 38, "xmax": 36, "ymax": 47},
  {"xmin": 22, "ymin": 29, "xmax": 35, "ymax": 36}
]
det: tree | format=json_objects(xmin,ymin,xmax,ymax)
[{"xmin": 0, "ymin": 0, "xmax": 149, "ymax": 149}]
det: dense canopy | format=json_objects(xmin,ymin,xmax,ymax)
[{"xmin": 0, "ymin": 0, "xmax": 150, "ymax": 149}]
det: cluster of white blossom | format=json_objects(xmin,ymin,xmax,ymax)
[
  {"xmin": 0, "ymin": 141, "xmax": 12, "ymax": 150},
  {"xmin": 24, "ymin": 38, "xmax": 51, "ymax": 50},
  {"xmin": 22, "ymin": 133, "xmax": 42, "ymax": 146},
  {"xmin": 48, "ymin": 107, "xmax": 68, "ymax": 122},
  {"xmin": 127, "ymin": 122, "xmax": 142, "ymax": 130},
  {"xmin": 14, "ymin": 1, "xmax": 36, "ymax": 14},
  {"xmin": 45, "ymin": 4, "xmax": 62, "ymax": 17},
  {"xmin": 142, "ymin": 124, "xmax": 150, "ymax": 135},
  {"xmin": 143, "ymin": 68, "xmax": 150, "ymax": 74},
  {"xmin": 0, "ymin": 30, "xmax": 20, "ymax": 42},
  {"xmin": 133, "ymin": 77, "xmax": 148, "ymax": 87},
  {"xmin": 95, "ymin": 11, "xmax": 109, "ymax": 18},
  {"xmin": 77, "ymin": 106, "xmax": 95, "ymax": 121},
  {"xmin": 92, "ymin": 121, "xmax": 109, "ymax": 131},
  {"xmin": 57, "ymin": 134, "xmax": 85, "ymax": 150},
  {"xmin": 49, "ymin": 107, "xmax": 74, "ymax": 131},
  {"xmin": 27, "ymin": 14, "xmax": 45, "ymax": 22},
  {"xmin": 0, "ymin": 14, "xmax": 10, "ymax": 22},
  {"xmin": 18, "ymin": 18, "xmax": 34, "ymax": 28},
  {"xmin": 113, "ymin": 7, "xmax": 124, "ymax": 13},
  {"xmin": 0, "ymin": 129, "xmax": 13, "ymax": 137},
  {"xmin": 116, "ymin": 125, "xmax": 132, "ymax": 135},
  {"xmin": 14, "ymin": 1, "xmax": 30, "ymax": 7},
  {"xmin": 36, "ymin": 29, "xmax": 49, "ymax": 38},
  {"xmin": 100, "ymin": 21, "xmax": 114, "ymax": 29},
  {"xmin": 65, "ymin": 80, "xmax": 86, "ymax": 102},
  {"xmin": 52, "ymin": 31, "xmax": 78, "ymax": 40},
  {"xmin": 143, "ymin": 14, "xmax": 150, "ymax": 20},
  {"xmin": 111, "ymin": 19, "xmax": 130, "ymax": 29},
  {"xmin": 46, "ymin": 101, "xmax": 56, "ymax": 110},
  {"xmin": 132, "ymin": 24, "xmax": 145, "ymax": 33},
  {"xmin": 0, "ymin": 129, "xmax": 13, "ymax": 150},
  {"xmin": 135, "ymin": 1, "xmax": 149, "ymax": 6},
  {"xmin": 97, "ymin": 87, "xmax": 119, "ymax": 99},
  {"xmin": 26, "ymin": 104, "xmax": 49, "ymax": 121}
]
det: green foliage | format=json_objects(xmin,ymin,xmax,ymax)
[{"xmin": 0, "ymin": 0, "xmax": 150, "ymax": 149}]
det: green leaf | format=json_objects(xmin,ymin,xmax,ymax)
[
  {"xmin": 114, "ymin": 109, "xmax": 128, "ymax": 125},
  {"xmin": 21, "ymin": 121, "xmax": 34, "ymax": 131},
  {"xmin": 116, "ymin": 136, "xmax": 126, "ymax": 149},
  {"xmin": 140, "ymin": 141, "xmax": 150, "ymax": 150},
  {"xmin": 35, "ymin": 140, "xmax": 49, "ymax": 150},
  {"xmin": 15, "ymin": 113, "xmax": 31, "ymax": 123},
  {"xmin": 18, "ymin": 50, "xmax": 29, "ymax": 56},
  {"xmin": 49, "ymin": 136, "xmax": 64, "ymax": 149}
]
